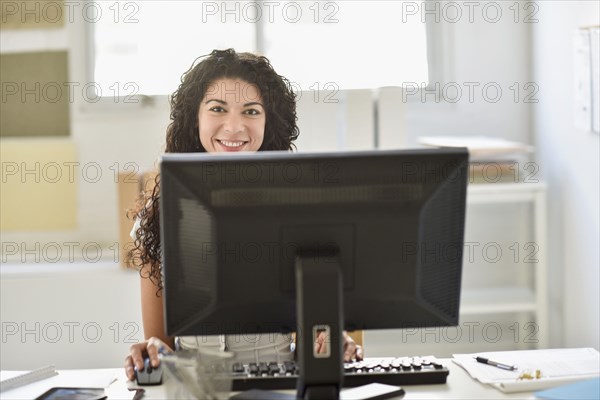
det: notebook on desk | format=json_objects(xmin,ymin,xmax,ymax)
[{"xmin": 452, "ymin": 348, "xmax": 600, "ymax": 393}]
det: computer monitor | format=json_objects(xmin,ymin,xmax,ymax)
[{"xmin": 159, "ymin": 148, "xmax": 469, "ymax": 399}]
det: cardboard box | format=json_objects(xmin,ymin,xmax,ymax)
[{"xmin": 116, "ymin": 170, "xmax": 157, "ymax": 267}]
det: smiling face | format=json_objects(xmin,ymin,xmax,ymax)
[{"xmin": 198, "ymin": 78, "xmax": 266, "ymax": 153}]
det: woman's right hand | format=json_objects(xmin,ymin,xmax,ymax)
[{"xmin": 124, "ymin": 337, "xmax": 173, "ymax": 381}]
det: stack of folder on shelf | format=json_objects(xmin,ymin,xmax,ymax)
[
  {"xmin": 452, "ymin": 348, "xmax": 600, "ymax": 394},
  {"xmin": 418, "ymin": 136, "xmax": 535, "ymax": 184}
]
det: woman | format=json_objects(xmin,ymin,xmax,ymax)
[{"xmin": 124, "ymin": 49, "xmax": 361, "ymax": 381}]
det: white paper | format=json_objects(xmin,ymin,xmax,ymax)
[
  {"xmin": 453, "ymin": 348, "xmax": 600, "ymax": 393},
  {"xmin": 417, "ymin": 136, "xmax": 533, "ymax": 161}
]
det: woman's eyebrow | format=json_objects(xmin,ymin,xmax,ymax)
[
  {"xmin": 205, "ymin": 99, "xmax": 227, "ymax": 105},
  {"xmin": 205, "ymin": 99, "xmax": 263, "ymax": 108}
]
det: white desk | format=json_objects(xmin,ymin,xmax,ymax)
[
  {"xmin": 112, "ymin": 359, "xmax": 537, "ymax": 399},
  {"xmin": 1, "ymin": 360, "xmax": 539, "ymax": 399}
]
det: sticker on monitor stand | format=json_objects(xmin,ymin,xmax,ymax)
[{"xmin": 313, "ymin": 325, "xmax": 331, "ymax": 358}]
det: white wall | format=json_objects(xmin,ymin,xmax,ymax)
[
  {"xmin": 531, "ymin": 1, "xmax": 600, "ymax": 350},
  {"xmin": 1, "ymin": 262, "xmax": 143, "ymax": 370},
  {"xmin": 380, "ymin": 5, "xmax": 533, "ymax": 148}
]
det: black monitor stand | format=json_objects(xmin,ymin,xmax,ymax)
[
  {"xmin": 233, "ymin": 252, "xmax": 400, "ymax": 400},
  {"xmin": 295, "ymin": 251, "xmax": 344, "ymax": 400}
]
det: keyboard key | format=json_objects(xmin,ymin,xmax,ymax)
[
  {"xmin": 248, "ymin": 363, "xmax": 258, "ymax": 375},
  {"xmin": 232, "ymin": 362, "xmax": 244, "ymax": 373},
  {"xmin": 258, "ymin": 362, "xmax": 269, "ymax": 375},
  {"xmin": 268, "ymin": 363, "xmax": 280, "ymax": 375},
  {"xmin": 283, "ymin": 361, "xmax": 296, "ymax": 373}
]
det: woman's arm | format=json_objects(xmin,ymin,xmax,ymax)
[
  {"xmin": 124, "ymin": 269, "xmax": 175, "ymax": 381},
  {"xmin": 139, "ymin": 269, "xmax": 174, "ymax": 346}
]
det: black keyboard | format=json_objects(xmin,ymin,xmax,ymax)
[{"xmin": 230, "ymin": 356, "xmax": 449, "ymax": 391}]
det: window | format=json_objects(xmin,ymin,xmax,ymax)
[
  {"xmin": 91, "ymin": 1, "xmax": 428, "ymax": 96},
  {"xmin": 92, "ymin": 1, "xmax": 255, "ymax": 96},
  {"xmin": 261, "ymin": 1, "xmax": 429, "ymax": 90}
]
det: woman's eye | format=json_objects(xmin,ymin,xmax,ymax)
[
  {"xmin": 245, "ymin": 109, "xmax": 260, "ymax": 116},
  {"xmin": 209, "ymin": 106, "xmax": 225, "ymax": 112}
]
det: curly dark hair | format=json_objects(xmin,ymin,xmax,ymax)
[{"xmin": 127, "ymin": 49, "xmax": 299, "ymax": 292}]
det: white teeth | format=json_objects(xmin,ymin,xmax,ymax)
[{"xmin": 220, "ymin": 140, "xmax": 245, "ymax": 147}]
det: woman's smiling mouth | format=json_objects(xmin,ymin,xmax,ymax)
[{"xmin": 217, "ymin": 139, "xmax": 248, "ymax": 150}]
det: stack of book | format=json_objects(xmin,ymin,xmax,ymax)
[{"xmin": 418, "ymin": 136, "xmax": 535, "ymax": 184}]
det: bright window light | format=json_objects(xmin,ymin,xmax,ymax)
[
  {"xmin": 262, "ymin": 1, "xmax": 429, "ymax": 90},
  {"xmin": 92, "ymin": 1, "xmax": 428, "ymax": 96}
]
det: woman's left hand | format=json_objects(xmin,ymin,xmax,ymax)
[
  {"xmin": 314, "ymin": 331, "xmax": 364, "ymax": 362},
  {"xmin": 342, "ymin": 331, "xmax": 363, "ymax": 362}
]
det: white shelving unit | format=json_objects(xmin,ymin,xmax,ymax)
[{"xmin": 460, "ymin": 182, "xmax": 548, "ymax": 348}]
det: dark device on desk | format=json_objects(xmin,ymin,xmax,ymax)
[
  {"xmin": 35, "ymin": 387, "xmax": 106, "ymax": 400},
  {"xmin": 159, "ymin": 148, "xmax": 469, "ymax": 399}
]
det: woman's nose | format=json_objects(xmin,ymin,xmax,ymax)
[{"xmin": 223, "ymin": 113, "xmax": 244, "ymax": 133}]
